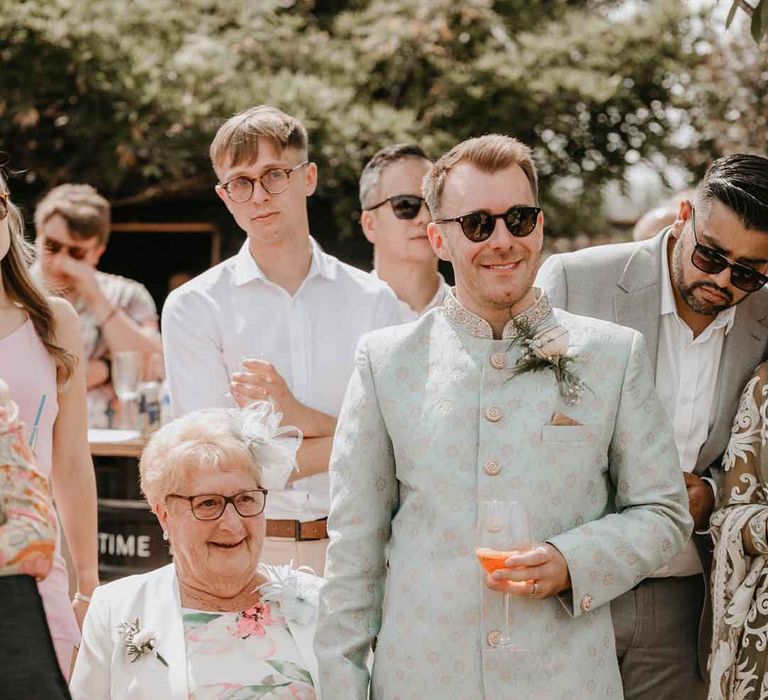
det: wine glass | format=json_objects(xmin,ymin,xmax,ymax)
[
  {"xmin": 475, "ymin": 500, "xmax": 533, "ymax": 650},
  {"xmin": 112, "ymin": 350, "xmax": 141, "ymax": 429}
]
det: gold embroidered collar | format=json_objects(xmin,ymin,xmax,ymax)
[{"xmin": 443, "ymin": 288, "xmax": 553, "ymax": 340}]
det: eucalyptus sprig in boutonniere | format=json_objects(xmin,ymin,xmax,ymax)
[
  {"xmin": 117, "ymin": 618, "xmax": 169, "ymax": 667},
  {"xmin": 508, "ymin": 316, "xmax": 586, "ymax": 406}
]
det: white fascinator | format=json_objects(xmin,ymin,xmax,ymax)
[{"xmin": 232, "ymin": 401, "xmax": 303, "ymax": 491}]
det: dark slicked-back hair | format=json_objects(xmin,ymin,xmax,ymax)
[
  {"xmin": 359, "ymin": 143, "xmax": 431, "ymax": 209},
  {"xmin": 698, "ymin": 154, "xmax": 768, "ymax": 232}
]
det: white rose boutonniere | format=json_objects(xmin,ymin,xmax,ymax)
[
  {"xmin": 117, "ymin": 618, "xmax": 168, "ymax": 667},
  {"xmin": 509, "ymin": 318, "xmax": 587, "ymax": 406},
  {"xmin": 528, "ymin": 325, "xmax": 570, "ymax": 360}
]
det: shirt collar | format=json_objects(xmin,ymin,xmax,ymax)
[
  {"xmin": 371, "ymin": 270, "xmax": 450, "ymax": 316},
  {"xmin": 660, "ymin": 229, "xmax": 736, "ymax": 335},
  {"xmin": 233, "ymin": 237, "xmax": 337, "ymax": 287},
  {"xmin": 443, "ymin": 287, "xmax": 553, "ymax": 340}
]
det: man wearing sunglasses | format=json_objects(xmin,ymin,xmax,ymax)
[
  {"xmin": 162, "ymin": 105, "xmax": 401, "ymax": 575},
  {"xmin": 537, "ymin": 153, "xmax": 768, "ymax": 700},
  {"xmin": 360, "ymin": 144, "xmax": 450, "ymax": 321},
  {"xmin": 316, "ymin": 134, "xmax": 691, "ymax": 699},
  {"xmin": 34, "ymin": 184, "xmax": 162, "ymax": 428}
]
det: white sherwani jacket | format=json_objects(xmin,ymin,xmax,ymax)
[
  {"xmin": 69, "ymin": 564, "xmax": 320, "ymax": 699},
  {"xmin": 315, "ymin": 291, "xmax": 692, "ymax": 700}
]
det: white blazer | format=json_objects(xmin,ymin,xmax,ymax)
[{"xmin": 69, "ymin": 564, "xmax": 320, "ymax": 699}]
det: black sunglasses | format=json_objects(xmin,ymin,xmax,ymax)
[
  {"xmin": 364, "ymin": 194, "xmax": 426, "ymax": 220},
  {"xmin": 435, "ymin": 206, "xmax": 541, "ymax": 243},
  {"xmin": 690, "ymin": 207, "xmax": 768, "ymax": 293}
]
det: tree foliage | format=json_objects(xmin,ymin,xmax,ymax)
[{"xmin": 0, "ymin": 0, "xmax": 709, "ymax": 238}]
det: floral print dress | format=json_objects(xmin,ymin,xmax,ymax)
[
  {"xmin": 182, "ymin": 600, "xmax": 316, "ymax": 700},
  {"xmin": 709, "ymin": 361, "xmax": 768, "ymax": 700}
]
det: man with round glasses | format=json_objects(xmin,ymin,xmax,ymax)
[
  {"xmin": 537, "ymin": 153, "xmax": 768, "ymax": 700},
  {"xmin": 316, "ymin": 134, "xmax": 691, "ymax": 698},
  {"xmin": 359, "ymin": 144, "xmax": 450, "ymax": 321},
  {"xmin": 162, "ymin": 105, "xmax": 401, "ymax": 575}
]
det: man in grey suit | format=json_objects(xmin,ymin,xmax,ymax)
[{"xmin": 537, "ymin": 153, "xmax": 768, "ymax": 700}]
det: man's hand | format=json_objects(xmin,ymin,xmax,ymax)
[
  {"xmin": 230, "ymin": 359, "xmax": 303, "ymax": 426},
  {"xmin": 683, "ymin": 472, "xmax": 715, "ymax": 531},
  {"xmin": 485, "ymin": 543, "xmax": 571, "ymax": 598},
  {"xmin": 48, "ymin": 255, "xmax": 102, "ymax": 304}
]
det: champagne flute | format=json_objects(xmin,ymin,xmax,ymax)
[
  {"xmin": 475, "ymin": 500, "xmax": 532, "ymax": 649},
  {"xmin": 112, "ymin": 350, "xmax": 141, "ymax": 429}
]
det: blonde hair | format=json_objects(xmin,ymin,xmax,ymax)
[
  {"xmin": 0, "ymin": 172, "xmax": 76, "ymax": 386},
  {"xmin": 209, "ymin": 105, "xmax": 308, "ymax": 176},
  {"xmin": 34, "ymin": 183, "xmax": 111, "ymax": 246},
  {"xmin": 140, "ymin": 408, "xmax": 262, "ymax": 508},
  {"xmin": 423, "ymin": 134, "xmax": 538, "ymax": 216}
]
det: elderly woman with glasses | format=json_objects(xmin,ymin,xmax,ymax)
[{"xmin": 70, "ymin": 403, "xmax": 320, "ymax": 700}]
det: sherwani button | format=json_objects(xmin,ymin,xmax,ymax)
[
  {"xmin": 490, "ymin": 353, "xmax": 506, "ymax": 369},
  {"xmin": 484, "ymin": 461, "xmax": 501, "ymax": 476},
  {"xmin": 487, "ymin": 630, "xmax": 502, "ymax": 647},
  {"xmin": 581, "ymin": 594, "xmax": 593, "ymax": 612},
  {"xmin": 485, "ymin": 406, "xmax": 503, "ymax": 422}
]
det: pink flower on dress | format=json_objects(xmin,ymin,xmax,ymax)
[{"xmin": 229, "ymin": 601, "xmax": 272, "ymax": 639}]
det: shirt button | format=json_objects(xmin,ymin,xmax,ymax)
[
  {"xmin": 484, "ymin": 461, "xmax": 501, "ymax": 476},
  {"xmin": 490, "ymin": 353, "xmax": 506, "ymax": 369},
  {"xmin": 581, "ymin": 594, "xmax": 593, "ymax": 612},
  {"xmin": 485, "ymin": 407, "xmax": 503, "ymax": 422},
  {"xmin": 487, "ymin": 630, "xmax": 502, "ymax": 648}
]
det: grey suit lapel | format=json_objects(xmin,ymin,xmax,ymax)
[
  {"xmin": 696, "ymin": 295, "xmax": 768, "ymax": 473},
  {"xmin": 613, "ymin": 234, "xmax": 665, "ymax": 369}
]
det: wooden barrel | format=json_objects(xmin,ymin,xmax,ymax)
[{"xmin": 94, "ymin": 455, "xmax": 171, "ymax": 581}]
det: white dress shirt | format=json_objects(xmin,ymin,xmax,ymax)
[
  {"xmin": 162, "ymin": 238, "xmax": 402, "ymax": 521},
  {"xmin": 371, "ymin": 270, "xmax": 451, "ymax": 322},
  {"xmin": 652, "ymin": 236, "xmax": 735, "ymax": 577}
]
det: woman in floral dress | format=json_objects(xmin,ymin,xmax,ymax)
[
  {"xmin": 70, "ymin": 403, "xmax": 319, "ymax": 699},
  {"xmin": 709, "ymin": 361, "xmax": 768, "ymax": 699}
]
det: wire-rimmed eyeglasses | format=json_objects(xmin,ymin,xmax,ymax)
[{"xmin": 218, "ymin": 162, "xmax": 308, "ymax": 203}]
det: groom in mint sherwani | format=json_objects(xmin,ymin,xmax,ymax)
[{"xmin": 315, "ymin": 134, "xmax": 693, "ymax": 699}]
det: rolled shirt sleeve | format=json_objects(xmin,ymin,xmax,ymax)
[{"xmin": 161, "ymin": 288, "xmax": 232, "ymax": 418}]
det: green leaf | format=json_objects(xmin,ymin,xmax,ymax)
[
  {"xmin": 181, "ymin": 612, "xmax": 222, "ymax": 627},
  {"xmin": 725, "ymin": 1, "xmax": 739, "ymax": 30},
  {"xmin": 762, "ymin": 0, "xmax": 768, "ymax": 33},
  {"xmin": 265, "ymin": 659, "xmax": 314, "ymax": 686},
  {"xmin": 224, "ymin": 683, "xmax": 292, "ymax": 699},
  {"xmin": 752, "ymin": 2, "xmax": 765, "ymax": 42}
]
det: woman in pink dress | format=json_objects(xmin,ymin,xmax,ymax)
[{"xmin": 0, "ymin": 173, "xmax": 99, "ymax": 678}]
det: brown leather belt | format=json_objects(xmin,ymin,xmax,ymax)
[{"xmin": 266, "ymin": 518, "xmax": 328, "ymax": 541}]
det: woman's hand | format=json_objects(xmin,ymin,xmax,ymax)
[{"xmin": 72, "ymin": 596, "xmax": 89, "ymax": 629}]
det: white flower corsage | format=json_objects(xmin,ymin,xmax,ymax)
[
  {"xmin": 258, "ymin": 562, "xmax": 319, "ymax": 626},
  {"xmin": 117, "ymin": 618, "xmax": 168, "ymax": 667},
  {"xmin": 509, "ymin": 318, "xmax": 587, "ymax": 406}
]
